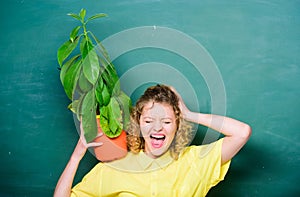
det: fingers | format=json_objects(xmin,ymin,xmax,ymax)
[
  {"xmin": 170, "ymin": 86, "xmax": 190, "ymax": 117},
  {"xmin": 85, "ymin": 132, "xmax": 104, "ymax": 148},
  {"xmin": 87, "ymin": 132, "xmax": 104, "ymax": 147},
  {"xmin": 95, "ymin": 132, "xmax": 104, "ymax": 138},
  {"xmin": 86, "ymin": 141, "xmax": 103, "ymax": 148},
  {"xmin": 79, "ymin": 117, "xmax": 86, "ymax": 138},
  {"xmin": 79, "ymin": 135, "xmax": 104, "ymax": 148},
  {"xmin": 79, "ymin": 116, "xmax": 105, "ymax": 148},
  {"xmin": 170, "ymin": 86, "xmax": 184, "ymax": 102}
]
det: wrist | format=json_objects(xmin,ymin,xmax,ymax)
[
  {"xmin": 71, "ymin": 140, "xmax": 87, "ymax": 161},
  {"xmin": 184, "ymin": 111, "xmax": 207, "ymax": 125},
  {"xmin": 184, "ymin": 111, "xmax": 197, "ymax": 122}
]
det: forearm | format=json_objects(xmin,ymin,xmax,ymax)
[
  {"xmin": 54, "ymin": 140, "xmax": 87, "ymax": 197},
  {"xmin": 185, "ymin": 111, "xmax": 251, "ymax": 138}
]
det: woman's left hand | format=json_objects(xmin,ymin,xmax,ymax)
[{"xmin": 169, "ymin": 86, "xmax": 191, "ymax": 119}]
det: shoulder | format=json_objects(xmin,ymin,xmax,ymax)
[
  {"xmin": 176, "ymin": 138, "xmax": 226, "ymax": 170},
  {"xmin": 181, "ymin": 138, "xmax": 224, "ymax": 160}
]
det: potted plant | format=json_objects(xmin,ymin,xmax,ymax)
[{"xmin": 57, "ymin": 8, "xmax": 131, "ymax": 161}]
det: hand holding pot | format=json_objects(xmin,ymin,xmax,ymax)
[{"xmin": 73, "ymin": 119, "xmax": 104, "ymax": 161}]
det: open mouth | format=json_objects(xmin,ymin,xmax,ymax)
[{"xmin": 150, "ymin": 134, "xmax": 166, "ymax": 148}]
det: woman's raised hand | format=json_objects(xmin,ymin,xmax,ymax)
[
  {"xmin": 169, "ymin": 86, "xmax": 191, "ymax": 119},
  {"xmin": 73, "ymin": 118, "xmax": 104, "ymax": 160},
  {"xmin": 79, "ymin": 119, "xmax": 104, "ymax": 148}
]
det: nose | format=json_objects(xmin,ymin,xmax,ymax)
[{"xmin": 153, "ymin": 121, "xmax": 162, "ymax": 131}]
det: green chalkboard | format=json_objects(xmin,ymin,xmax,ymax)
[{"xmin": 1, "ymin": 0, "xmax": 299, "ymax": 196}]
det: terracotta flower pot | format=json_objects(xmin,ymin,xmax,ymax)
[{"xmin": 93, "ymin": 116, "xmax": 128, "ymax": 162}]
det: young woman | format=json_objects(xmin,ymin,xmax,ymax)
[{"xmin": 54, "ymin": 84, "xmax": 251, "ymax": 197}]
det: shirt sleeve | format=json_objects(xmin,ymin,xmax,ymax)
[
  {"xmin": 209, "ymin": 138, "xmax": 231, "ymax": 186},
  {"xmin": 71, "ymin": 163, "xmax": 102, "ymax": 197},
  {"xmin": 196, "ymin": 138, "xmax": 231, "ymax": 189}
]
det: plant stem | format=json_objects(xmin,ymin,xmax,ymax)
[{"xmin": 82, "ymin": 20, "xmax": 88, "ymax": 40}]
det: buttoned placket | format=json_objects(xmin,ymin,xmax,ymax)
[{"xmin": 150, "ymin": 169, "xmax": 158, "ymax": 196}]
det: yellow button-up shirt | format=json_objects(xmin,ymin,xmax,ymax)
[{"xmin": 71, "ymin": 138, "xmax": 230, "ymax": 197}]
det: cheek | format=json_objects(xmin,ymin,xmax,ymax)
[
  {"xmin": 140, "ymin": 123, "xmax": 152, "ymax": 136},
  {"xmin": 164, "ymin": 126, "xmax": 177, "ymax": 140},
  {"xmin": 166, "ymin": 123, "xmax": 177, "ymax": 133}
]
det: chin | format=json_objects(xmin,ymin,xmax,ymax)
[
  {"xmin": 148, "ymin": 143, "xmax": 171, "ymax": 158},
  {"xmin": 151, "ymin": 149, "xmax": 166, "ymax": 157}
]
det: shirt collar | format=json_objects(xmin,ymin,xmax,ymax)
[
  {"xmin": 106, "ymin": 151, "xmax": 174, "ymax": 173},
  {"xmin": 137, "ymin": 151, "xmax": 173, "ymax": 171}
]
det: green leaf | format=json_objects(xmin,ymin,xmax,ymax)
[
  {"xmin": 60, "ymin": 57, "xmax": 81, "ymax": 99},
  {"xmin": 99, "ymin": 101, "xmax": 122, "ymax": 138},
  {"xmin": 101, "ymin": 84, "xmax": 111, "ymax": 106},
  {"xmin": 95, "ymin": 77, "xmax": 104, "ymax": 107},
  {"xmin": 60, "ymin": 54, "xmax": 79, "ymax": 85},
  {"xmin": 99, "ymin": 106, "xmax": 110, "ymax": 133},
  {"xmin": 67, "ymin": 13, "xmax": 81, "ymax": 21},
  {"xmin": 109, "ymin": 118, "xmax": 122, "ymax": 136},
  {"xmin": 99, "ymin": 58, "xmax": 118, "ymax": 86},
  {"xmin": 86, "ymin": 13, "xmax": 107, "ymax": 23},
  {"xmin": 106, "ymin": 63, "xmax": 119, "ymax": 82},
  {"xmin": 100, "ymin": 67, "xmax": 114, "ymax": 94},
  {"xmin": 68, "ymin": 100, "xmax": 80, "ymax": 114},
  {"xmin": 108, "ymin": 68, "xmax": 120, "ymax": 95},
  {"xmin": 95, "ymin": 88, "xmax": 103, "ymax": 108},
  {"xmin": 112, "ymin": 81, "xmax": 121, "ymax": 96},
  {"xmin": 81, "ymin": 37, "xmax": 90, "ymax": 60},
  {"xmin": 81, "ymin": 91, "xmax": 96, "ymax": 115},
  {"xmin": 115, "ymin": 92, "xmax": 132, "ymax": 130},
  {"xmin": 80, "ymin": 36, "xmax": 86, "ymax": 56},
  {"xmin": 89, "ymin": 33, "xmax": 121, "ymax": 96},
  {"xmin": 102, "ymin": 62, "xmax": 120, "ymax": 95},
  {"xmin": 57, "ymin": 36, "xmax": 80, "ymax": 67},
  {"xmin": 108, "ymin": 97, "xmax": 122, "ymax": 134},
  {"xmin": 78, "ymin": 69, "xmax": 93, "ymax": 93},
  {"xmin": 76, "ymin": 94, "xmax": 85, "ymax": 120},
  {"xmin": 79, "ymin": 8, "xmax": 86, "ymax": 21},
  {"xmin": 81, "ymin": 91, "xmax": 98, "ymax": 142},
  {"xmin": 82, "ymin": 40, "xmax": 100, "ymax": 85},
  {"xmin": 70, "ymin": 26, "xmax": 81, "ymax": 42},
  {"xmin": 97, "ymin": 70, "xmax": 104, "ymax": 90}
]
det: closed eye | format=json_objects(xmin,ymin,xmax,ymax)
[{"xmin": 144, "ymin": 118, "xmax": 153, "ymax": 123}]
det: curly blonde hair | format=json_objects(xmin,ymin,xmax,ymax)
[{"xmin": 126, "ymin": 84, "xmax": 194, "ymax": 160}]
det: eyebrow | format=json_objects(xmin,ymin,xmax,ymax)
[
  {"xmin": 142, "ymin": 116, "xmax": 173, "ymax": 120},
  {"xmin": 161, "ymin": 117, "xmax": 173, "ymax": 120},
  {"xmin": 142, "ymin": 117, "xmax": 154, "ymax": 119}
]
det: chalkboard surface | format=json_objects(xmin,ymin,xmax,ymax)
[{"xmin": 1, "ymin": 0, "xmax": 299, "ymax": 196}]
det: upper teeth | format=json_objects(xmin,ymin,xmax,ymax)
[{"xmin": 151, "ymin": 134, "xmax": 165, "ymax": 139}]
